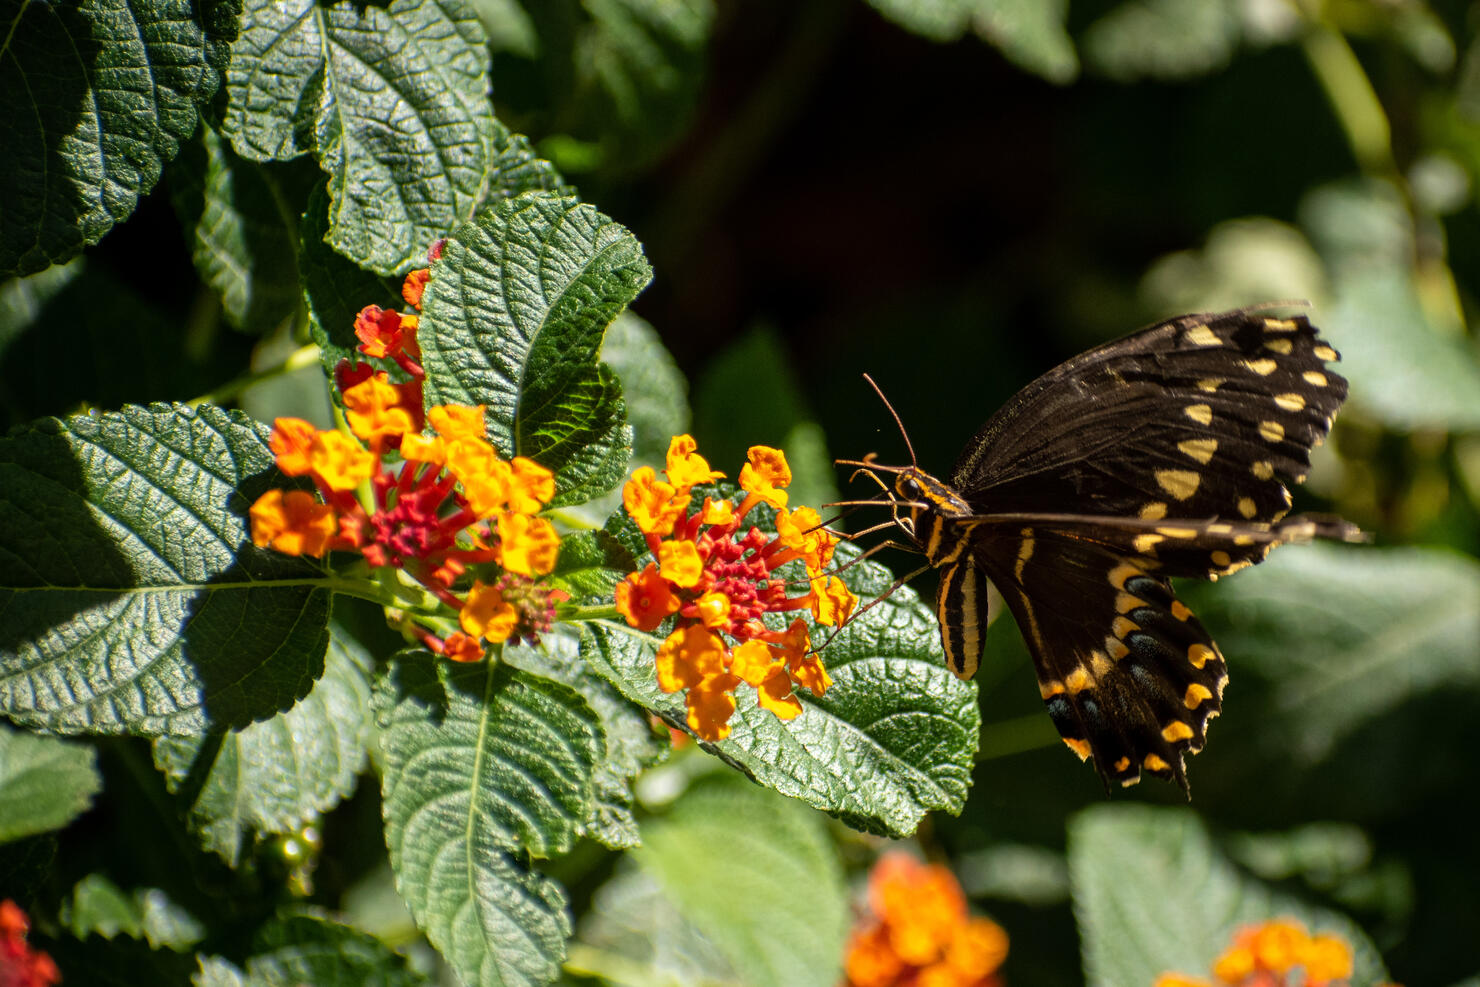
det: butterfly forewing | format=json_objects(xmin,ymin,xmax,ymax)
[{"xmin": 899, "ymin": 309, "xmax": 1357, "ymax": 790}]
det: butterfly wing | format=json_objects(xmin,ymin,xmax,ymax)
[
  {"xmin": 935, "ymin": 309, "xmax": 1354, "ymax": 789},
  {"xmin": 949, "ymin": 310, "xmax": 1347, "ymax": 527}
]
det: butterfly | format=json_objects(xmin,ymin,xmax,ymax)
[{"xmin": 839, "ymin": 307, "xmax": 1360, "ymax": 792}]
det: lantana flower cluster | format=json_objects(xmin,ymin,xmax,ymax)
[
  {"xmin": 613, "ymin": 436, "xmax": 858, "ymax": 741},
  {"xmin": 842, "ymin": 852, "xmax": 1009, "ymax": 987},
  {"xmin": 0, "ymin": 900, "xmax": 59, "ymax": 987},
  {"xmin": 248, "ymin": 245, "xmax": 565, "ymax": 660},
  {"xmin": 1154, "ymin": 918, "xmax": 1373, "ymax": 987}
]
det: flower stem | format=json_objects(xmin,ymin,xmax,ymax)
[{"xmin": 189, "ymin": 343, "xmax": 323, "ymax": 408}]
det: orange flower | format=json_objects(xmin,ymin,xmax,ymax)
[
  {"xmin": 658, "ymin": 539, "xmax": 704, "ymax": 588},
  {"xmin": 440, "ymin": 632, "xmax": 486, "ymax": 663},
  {"xmin": 655, "ymin": 624, "xmax": 729, "ymax": 693},
  {"xmin": 343, "ymin": 373, "xmax": 418, "ymax": 447},
  {"xmin": 738, "ymin": 444, "xmax": 791, "ymax": 509},
  {"xmin": 308, "ymin": 430, "xmax": 376, "ymax": 491},
  {"xmin": 665, "ymin": 434, "xmax": 724, "ymax": 488},
  {"xmin": 0, "ymin": 899, "xmax": 60, "ymax": 987},
  {"xmin": 270, "ymin": 417, "xmax": 319, "ymax": 475},
  {"xmin": 616, "ymin": 563, "xmax": 681, "ymax": 631},
  {"xmin": 249, "ymin": 489, "xmax": 337, "ymax": 557},
  {"xmin": 429, "ymin": 404, "xmax": 486, "ymax": 442},
  {"xmin": 1162, "ymin": 917, "xmax": 1362, "ymax": 987},
  {"xmin": 497, "ymin": 513, "xmax": 560, "ymax": 577},
  {"xmin": 842, "ymin": 853, "xmax": 1007, "ymax": 987}
]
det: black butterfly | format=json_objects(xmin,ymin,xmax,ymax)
[{"xmin": 841, "ymin": 308, "xmax": 1359, "ymax": 792}]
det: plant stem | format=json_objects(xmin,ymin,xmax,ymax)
[{"xmin": 189, "ymin": 343, "xmax": 322, "ymax": 408}]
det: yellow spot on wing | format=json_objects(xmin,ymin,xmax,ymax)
[
  {"xmin": 1259, "ymin": 420, "xmax": 1285, "ymax": 442},
  {"xmin": 1274, "ymin": 392, "xmax": 1306, "ymax": 411},
  {"xmin": 1314, "ymin": 344, "xmax": 1338, "ymax": 361},
  {"xmin": 1263, "ymin": 318, "xmax": 1298, "ymax": 332},
  {"xmin": 1090, "ymin": 651, "xmax": 1113, "ymax": 677},
  {"xmin": 1185, "ymin": 404, "xmax": 1213, "ymax": 425},
  {"xmin": 1108, "ymin": 563, "xmax": 1141, "ymax": 589},
  {"xmin": 1177, "ymin": 438, "xmax": 1218, "ymax": 464},
  {"xmin": 1243, "ymin": 358, "xmax": 1278, "ymax": 375},
  {"xmin": 1066, "ymin": 667, "xmax": 1092, "ymax": 694},
  {"xmin": 1161, "ymin": 721, "xmax": 1194, "ymax": 743},
  {"xmin": 1252, "ymin": 460, "xmax": 1275, "ymax": 480},
  {"xmin": 1139, "ymin": 501, "xmax": 1168, "ymax": 520},
  {"xmin": 1143, "ymin": 753, "xmax": 1171, "ymax": 773},
  {"xmin": 1105, "ymin": 637, "xmax": 1130, "ymax": 660},
  {"xmin": 1114, "ymin": 593, "xmax": 1144, "ymax": 614},
  {"xmin": 1133, "ymin": 533, "xmax": 1164, "ymax": 554},
  {"xmin": 1184, "ymin": 683, "xmax": 1213, "ymax": 708},
  {"xmin": 1113, "ymin": 756, "xmax": 1131, "ymax": 772},
  {"xmin": 1197, "ymin": 377, "xmax": 1225, "ymax": 392},
  {"xmin": 1155, "ymin": 469, "xmax": 1202, "ymax": 500},
  {"xmin": 1188, "ymin": 643, "xmax": 1217, "ymax": 668},
  {"xmin": 1014, "ymin": 529, "xmax": 1035, "ymax": 581},
  {"xmin": 1111, "ymin": 616, "xmax": 1139, "ymax": 639},
  {"xmin": 1211, "ymin": 550, "xmax": 1232, "ymax": 568},
  {"xmin": 1063, "ymin": 737, "xmax": 1092, "ymax": 761},
  {"xmin": 1303, "ymin": 370, "xmax": 1328, "ymax": 386},
  {"xmin": 1039, "ymin": 679, "xmax": 1065, "ymax": 699},
  {"xmin": 1156, "ymin": 526, "xmax": 1197, "ymax": 539},
  {"xmin": 1184, "ymin": 324, "xmax": 1220, "ymax": 347},
  {"xmin": 1170, "ymin": 600, "xmax": 1192, "ymax": 621},
  {"xmin": 1237, "ymin": 496, "xmax": 1257, "ymax": 518},
  {"xmin": 1265, "ymin": 338, "xmax": 1294, "ymax": 355}
]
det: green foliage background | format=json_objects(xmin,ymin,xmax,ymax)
[{"xmin": 3, "ymin": 0, "xmax": 1479, "ymax": 985}]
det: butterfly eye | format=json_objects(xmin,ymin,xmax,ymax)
[{"xmin": 897, "ymin": 475, "xmax": 923, "ymax": 501}]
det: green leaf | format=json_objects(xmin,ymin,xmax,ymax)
[
  {"xmin": 630, "ymin": 777, "xmax": 848, "ymax": 987},
  {"xmin": 1069, "ymin": 805, "xmax": 1390, "ymax": 987},
  {"xmin": 62, "ymin": 874, "xmax": 205, "ymax": 950},
  {"xmin": 0, "ymin": 724, "xmax": 100, "ymax": 843},
  {"xmin": 506, "ymin": 628, "xmax": 667, "ymax": 850},
  {"xmin": 0, "ymin": 0, "xmax": 239, "ymax": 277},
  {"xmin": 599, "ymin": 311, "xmax": 691, "ymax": 473},
  {"xmin": 376, "ymin": 654, "xmax": 598, "ymax": 985},
  {"xmin": 0, "ymin": 404, "xmax": 332, "ymax": 735},
  {"xmin": 549, "ymin": 529, "xmax": 637, "ymax": 603},
  {"xmin": 1139, "ymin": 218, "xmax": 1329, "ymax": 315},
  {"xmin": 492, "ymin": 0, "xmax": 715, "ymax": 172},
  {"xmin": 169, "ymin": 127, "xmax": 321, "ymax": 334},
  {"xmin": 221, "ymin": 0, "xmax": 496, "ymax": 275},
  {"xmin": 863, "ymin": 0, "xmax": 976, "ymax": 41},
  {"xmin": 242, "ymin": 911, "xmax": 430, "ymax": 986},
  {"xmin": 582, "ymin": 546, "xmax": 979, "ymax": 838},
  {"xmin": 971, "ymin": 0, "xmax": 1078, "ymax": 84},
  {"xmin": 1190, "ymin": 543, "xmax": 1480, "ymax": 764},
  {"xmin": 1299, "ymin": 179, "xmax": 1480, "ymax": 431},
  {"xmin": 1082, "ymin": 0, "xmax": 1242, "ymax": 81},
  {"xmin": 569, "ymin": 862, "xmax": 741, "ymax": 987},
  {"xmin": 419, "ymin": 191, "xmax": 653, "ymax": 506},
  {"xmin": 152, "ymin": 630, "xmax": 373, "ymax": 865}
]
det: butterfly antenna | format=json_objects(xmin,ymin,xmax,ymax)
[{"xmin": 862, "ymin": 373, "xmax": 917, "ymax": 469}]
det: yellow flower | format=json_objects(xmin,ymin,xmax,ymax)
[
  {"xmin": 658, "ymin": 539, "xmax": 703, "ymax": 588},
  {"xmin": 428, "ymin": 404, "xmax": 486, "ymax": 441},
  {"xmin": 738, "ymin": 445, "xmax": 791, "ymax": 509},
  {"xmin": 508, "ymin": 456, "xmax": 556, "ymax": 513},
  {"xmin": 249, "ymin": 489, "xmax": 336, "ymax": 557},
  {"xmin": 497, "ymin": 513, "xmax": 560, "ymax": 576},
  {"xmin": 623, "ymin": 466, "xmax": 690, "ymax": 536},
  {"xmin": 655, "ymin": 625, "xmax": 728, "ymax": 693},
  {"xmin": 694, "ymin": 590, "xmax": 732, "ymax": 629},
  {"xmin": 460, "ymin": 581, "xmax": 518, "ymax": 643},
  {"xmin": 665, "ymin": 434, "xmax": 724, "ymax": 488},
  {"xmin": 811, "ymin": 575, "xmax": 858, "ymax": 627},
  {"xmin": 343, "ymin": 374, "xmax": 417, "ymax": 446},
  {"xmin": 308, "ymin": 431, "xmax": 376, "ymax": 491}
]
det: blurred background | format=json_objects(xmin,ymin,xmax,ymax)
[{"xmin": 4, "ymin": 0, "xmax": 1478, "ymax": 984}]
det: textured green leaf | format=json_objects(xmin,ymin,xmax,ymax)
[
  {"xmin": 631, "ymin": 777, "xmax": 848, "ymax": 987},
  {"xmin": 0, "ymin": 0, "xmax": 239, "ymax": 277},
  {"xmin": 194, "ymin": 956, "xmax": 250, "ymax": 987},
  {"xmin": 1191, "ymin": 543, "xmax": 1480, "ymax": 763},
  {"xmin": 1083, "ymin": 0, "xmax": 1242, "ymax": 81},
  {"xmin": 0, "ymin": 404, "xmax": 332, "ymax": 735},
  {"xmin": 419, "ymin": 191, "xmax": 652, "ymax": 507},
  {"xmin": 169, "ymin": 127, "xmax": 321, "ymax": 333},
  {"xmin": 377, "ymin": 655, "xmax": 597, "ymax": 985},
  {"xmin": 863, "ymin": 0, "xmax": 976, "ymax": 41},
  {"xmin": 599, "ymin": 311, "xmax": 690, "ymax": 474},
  {"xmin": 506, "ymin": 628, "xmax": 667, "ymax": 850},
  {"xmin": 221, "ymin": 0, "xmax": 496, "ymax": 274},
  {"xmin": 62, "ymin": 874, "xmax": 205, "ymax": 950},
  {"xmin": 582, "ymin": 545, "xmax": 979, "ymax": 838},
  {"xmin": 152, "ymin": 630, "xmax": 373, "ymax": 865},
  {"xmin": 242, "ymin": 912, "xmax": 430, "ymax": 986},
  {"xmin": 0, "ymin": 724, "xmax": 100, "ymax": 842},
  {"xmin": 1069, "ymin": 806, "xmax": 1390, "ymax": 987}
]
